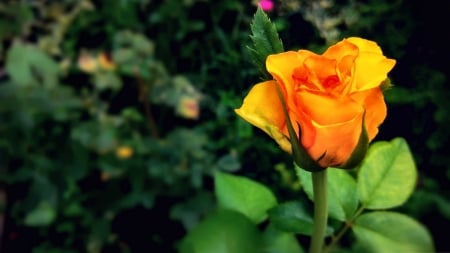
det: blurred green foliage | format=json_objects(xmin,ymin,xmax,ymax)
[{"xmin": 0, "ymin": 0, "xmax": 448, "ymax": 252}]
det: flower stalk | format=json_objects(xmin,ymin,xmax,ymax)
[{"xmin": 309, "ymin": 169, "xmax": 328, "ymax": 253}]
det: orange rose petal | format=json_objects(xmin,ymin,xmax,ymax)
[
  {"xmin": 323, "ymin": 40, "xmax": 357, "ymax": 90},
  {"xmin": 266, "ymin": 51, "xmax": 301, "ymax": 81},
  {"xmin": 352, "ymin": 54, "xmax": 396, "ymax": 91},
  {"xmin": 323, "ymin": 39, "xmax": 358, "ymax": 61},
  {"xmin": 267, "ymin": 51, "xmax": 321, "ymax": 91},
  {"xmin": 266, "ymin": 51, "xmax": 310, "ymax": 117},
  {"xmin": 337, "ymin": 54, "xmax": 356, "ymax": 79},
  {"xmin": 235, "ymin": 81, "xmax": 292, "ymax": 152},
  {"xmin": 350, "ymin": 88, "xmax": 387, "ymax": 141},
  {"xmin": 295, "ymin": 90, "xmax": 364, "ymax": 125},
  {"xmin": 303, "ymin": 55, "xmax": 338, "ymax": 90},
  {"xmin": 307, "ymin": 112, "xmax": 364, "ymax": 167},
  {"xmin": 346, "ymin": 37, "xmax": 383, "ymax": 55},
  {"xmin": 336, "ymin": 54, "xmax": 357, "ymax": 95},
  {"xmin": 266, "ymin": 51, "xmax": 301, "ymax": 93}
]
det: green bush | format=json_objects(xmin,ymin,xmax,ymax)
[{"xmin": 0, "ymin": 0, "xmax": 448, "ymax": 252}]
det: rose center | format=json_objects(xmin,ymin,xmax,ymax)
[{"xmin": 323, "ymin": 75, "xmax": 340, "ymax": 89}]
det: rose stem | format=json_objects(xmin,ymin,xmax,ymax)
[{"xmin": 309, "ymin": 169, "xmax": 328, "ymax": 253}]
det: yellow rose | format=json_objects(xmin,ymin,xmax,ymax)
[{"xmin": 235, "ymin": 37, "xmax": 396, "ymax": 168}]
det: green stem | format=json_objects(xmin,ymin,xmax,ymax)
[
  {"xmin": 323, "ymin": 206, "xmax": 365, "ymax": 253},
  {"xmin": 309, "ymin": 169, "xmax": 328, "ymax": 253}
]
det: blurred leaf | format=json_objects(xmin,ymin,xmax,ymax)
[
  {"xmin": 296, "ymin": 168, "xmax": 358, "ymax": 221},
  {"xmin": 216, "ymin": 153, "xmax": 241, "ymax": 172},
  {"xmin": 121, "ymin": 107, "xmax": 145, "ymax": 122},
  {"xmin": 179, "ymin": 209, "xmax": 261, "ymax": 253},
  {"xmin": 63, "ymin": 202, "xmax": 84, "ymax": 217},
  {"xmin": 113, "ymin": 30, "xmax": 155, "ymax": 60},
  {"xmin": 30, "ymin": 244, "xmax": 79, "ymax": 253},
  {"xmin": 357, "ymin": 138, "xmax": 417, "ymax": 209},
  {"xmin": 353, "ymin": 211, "xmax": 434, "ymax": 253},
  {"xmin": 384, "ymin": 87, "xmax": 428, "ymax": 105},
  {"xmin": 24, "ymin": 201, "xmax": 57, "ymax": 226},
  {"xmin": 214, "ymin": 171, "xmax": 277, "ymax": 224},
  {"xmin": 170, "ymin": 191, "xmax": 215, "ymax": 231},
  {"xmin": 6, "ymin": 42, "xmax": 59, "ymax": 87},
  {"xmin": 71, "ymin": 121, "xmax": 118, "ymax": 153},
  {"xmin": 432, "ymin": 194, "xmax": 450, "ymax": 220},
  {"xmin": 118, "ymin": 191, "xmax": 154, "ymax": 210},
  {"xmin": 93, "ymin": 72, "xmax": 122, "ymax": 91},
  {"xmin": 268, "ymin": 201, "xmax": 333, "ymax": 236},
  {"xmin": 90, "ymin": 218, "xmax": 111, "ymax": 247},
  {"xmin": 405, "ymin": 188, "xmax": 450, "ymax": 220},
  {"xmin": 262, "ymin": 224, "xmax": 305, "ymax": 253},
  {"xmin": 0, "ymin": 2, "xmax": 33, "ymax": 40},
  {"xmin": 102, "ymin": 0, "xmax": 141, "ymax": 29}
]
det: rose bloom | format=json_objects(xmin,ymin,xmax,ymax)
[{"xmin": 235, "ymin": 37, "xmax": 396, "ymax": 168}]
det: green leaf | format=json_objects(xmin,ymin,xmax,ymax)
[
  {"xmin": 357, "ymin": 138, "xmax": 417, "ymax": 209},
  {"xmin": 296, "ymin": 167, "xmax": 358, "ymax": 221},
  {"xmin": 179, "ymin": 209, "xmax": 261, "ymax": 253},
  {"xmin": 262, "ymin": 224, "xmax": 305, "ymax": 253},
  {"xmin": 353, "ymin": 211, "xmax": 434, "ymax": 253},
  {"xmin": 24, "ymin": 201, "xmax": 57, "ymax": 226},
  {"xmin": 215, "ymin": 171, "xmax": 277, "ymax": 224},
  {"xmin": 248, "ymin": 7, "xmax": 284, "ymax": 78},
  {"xmin": 6, "ymin": 41, "xmax": 59, "ymax": 88},
  {"xmin": 268, "ymin": 201, "xmax": 334, "ymax": 236}
]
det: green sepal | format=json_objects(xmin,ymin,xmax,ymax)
[
  {"xmin": 380, "ymin": 77, "xmax": 393, "ymax": 92},
  {"xmin": 273, "ymin": 81, "xmax": 324, "ymax": 172},
  {"xmin": 340, "ymin": 113, "xmax": 369, "ymax": 170},
  {"xmin": 292, "ymin": 123, "xmax": 326, "ymax": 172},
  {"xmin": 248, "ymin": 7, "xmax": 284, "ymax": 79}
]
